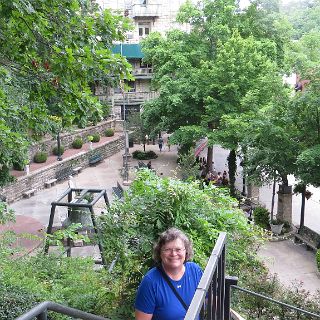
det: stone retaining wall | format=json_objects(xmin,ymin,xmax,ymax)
[
  {"xmin": 29, "ymin": 119, "xmax": 124, "ymax": 158},
  {"xmin": 2, "ymin": 135, "xmax": 125, "ymax": 203}
]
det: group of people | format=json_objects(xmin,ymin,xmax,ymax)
[{"xmin": 197, "ymin": 157, "xmax": 229, "ymax": 187}]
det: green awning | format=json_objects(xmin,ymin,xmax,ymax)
[{"xmin": 112, "ymin": 43, "xmax": 144, "ymax": 59}]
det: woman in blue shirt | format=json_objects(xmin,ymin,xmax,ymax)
[{"xmin": 135, "ymin": 228, "xmax": 203, "ymax": 320}]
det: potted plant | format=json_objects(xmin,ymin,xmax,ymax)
[{"xmin": 270, "ymin": 218, "xmax": 284, "ymax": 235}]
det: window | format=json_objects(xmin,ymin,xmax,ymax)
[{"xmin": 138, "ymin": 22, "xmax": 151, "ymax": 38}]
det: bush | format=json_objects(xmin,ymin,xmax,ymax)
[
  {"xmin": 317, "ymin": 250, "xmax": 320, "ymax": 272},
  {"xmin": 52, "ymin": 145, "xmax": 65, "ymax": 156},
  {"xmin": 12, "ymin": 162, "xmax": 25, "ymax": 171},
  {"xmin": 91, "ymin": 133, "xmax": 100, "ymax": 142},
  {"xmin": 72, "ymin": 137, "xmax": 83, "ymax": 149},
  {"xmin": 33, "ymin": 152, "xmax": 48, "ymax": 163},
  {"xmin": 132, "ymin": 150, "xmax": 158, "ymax": 160},
  {"xmin": 0, "ymin": 283, "xmax": 41, "ymax": 319},
  {"xmin": 253, "ymin": 206, "xmax": 270, "ymax": 229},
  {"xmin": 105, "ymin": 128, "xmax": 114, "ymax": 137}
]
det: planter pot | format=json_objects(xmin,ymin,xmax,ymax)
[{"xmin": 270, "ymin": 223, "xmax": 284, "ymax": 235}]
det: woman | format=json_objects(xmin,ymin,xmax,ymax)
[{"xmin": 135, "ymin": 228, "xmax": 202, "ymax": 320}]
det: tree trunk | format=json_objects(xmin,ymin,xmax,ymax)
[
  {"xmin": 227, "ymin": 149, "xmax": 237, "ymax": 197},
  {"xmin": 206, "ymin": 146, "xmax": 213, "ymax": 172},
  {"xmin": 299, "ymin": 184, "xmax": 306, "ymax": 232}
]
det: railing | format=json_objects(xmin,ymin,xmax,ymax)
[
  {"xmin": 131, "ymin": 3, "xmax": 161, "ymax": 18},
  {"xmin": 16, "ymin": 301, "xmax": 108, "ymax": 320},
  {"xmin": 185, "ymin": 232, "xmax": 236, "ymax": 320},
  {"xmin": 231, "ymin": 285, "xmax": 320, "ymax": 319}
]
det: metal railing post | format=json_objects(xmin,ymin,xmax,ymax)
[
  {"xmin": 36, "ymin": 311, "xmax": 47, "ymax": 320},
  {"xmin": 224, "ymin": 276, "xmax": 238, "ymax": 320}
]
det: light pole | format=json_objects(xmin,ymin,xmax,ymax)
[
  {"xmin": 57, "ymin": 131, "xmax": 63, "ymax": 161},
  {"xmin": 121, "ymin": 82, "xmax": 131, "ymax": 184}
]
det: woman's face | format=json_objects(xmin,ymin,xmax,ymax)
[{"xmin": 160, "ymin": 238, "xmax": 186, "ymax": 271}]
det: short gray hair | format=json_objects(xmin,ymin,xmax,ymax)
[{"xmin": 153, "ymin": 228, "xmax": 194, "ymax": 264}]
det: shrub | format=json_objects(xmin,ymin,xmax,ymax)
[
  {"xmin": 33, "ymin": 152, "xmax": 48, "ymax": 163},
  {"xmin": 253, "ymin": 206, "xmax": 270, "ymax": 230},
  {"xmin": 317, "ymin": 250, "xmax": 320, "ymax": 272},
  {"xmin": 12, "ymin": 162, "xmax": 25, "ymax": 171},
  {"xmin": 105, "ymin": 128, "xmax": 114, "ymax": 137},
  {"xmin": 132, "ymin": 150, "xmax": 158, "ymax": 160},
  {"xmin": 72, "ymin": 137, "xmax": 83, "ymax": 149},
  {"xmin": 0, "ymin": 283, "xmax": 41, "ymax": 319},
  {"xmin": 52, "ymin": 145, "xmax": 64, "ymax": 156},
  {"xmin": 92, "ymin": 133, "xmax": 100, "ymax": 142}
]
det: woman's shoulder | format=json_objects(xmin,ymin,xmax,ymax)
[
  {"xmin": 185, "ymin": 261, "xmax": 202, "ymax": 272},
  {"xmin": 143, "ymin": 266, "xmax": 162, "ymax": 282}
]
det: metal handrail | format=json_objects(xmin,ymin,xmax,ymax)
[
  {"xmin": 232, "ymin": 285, "xmax": 320, "ymax": 319},
  {"xmin": 185, "ymin": 232, "xmax": 227, "ymax": 320},
  {"xmin": 15, "ymin": 301, "xmax": 109, "ymax": 320}
]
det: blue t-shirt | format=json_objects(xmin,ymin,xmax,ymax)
[{"xmin": 135, "ymin": 262, "xmax": 202, "ymax": 320}]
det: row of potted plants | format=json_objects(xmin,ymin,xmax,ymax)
[{"xmin": 13, "ymin": 129, "xmax": 115, "ymax": 168}]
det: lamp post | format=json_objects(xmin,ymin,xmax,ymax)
[
  {"xmin": 121, "ymin": 83, "xmax": 131, "ymax": 185},
  {"xmin": 57, "ymin": 131, "xmax": 63, "ymax": 161}
]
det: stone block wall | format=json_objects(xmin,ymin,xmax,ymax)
[
  {"xmin": 29, "ymin": 119, "xmax": 123, "ymax": 159},
  {"xmin": 2, "ymin": 135, "xmax": 125, "ymax": 203}
]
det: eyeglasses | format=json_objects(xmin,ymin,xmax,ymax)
[{"xmin": 162, "ymin": 248, "xmax": 186, "ymax": 254}]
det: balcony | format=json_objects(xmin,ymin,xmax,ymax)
[
  {"xmin": 111, "ymin": 91, "xmax": 159, "ymax": 105},
  {"xmin": 133, "ymin": 67, "xmax": 153, "ymax": 79},
  {"xmin": 131, "ymin": 3, "xmax": 160, "ymax": 18}
]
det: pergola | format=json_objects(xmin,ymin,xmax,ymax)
[{"xmin": 44, "ymin": 188, "xmax": 109, "ymax": 266}]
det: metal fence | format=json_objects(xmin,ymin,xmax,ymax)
[
  {"xmin": 15, "ymin": 301, "xmax": 108, "ymax": 320},
  {"xmin": 185, "ymin": 232, "xmax": 233, "ymax": 320},
  {"xmin": 231, "ymin": 285, "xmax": 320, "ymax": 319}
]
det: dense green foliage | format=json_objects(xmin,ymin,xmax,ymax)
[
  {"xmin": 317, "ymin": 250, "xmax": 320, "ymax": 272},
  {"xmin": 141, "ymin": 0, "xmax": 289, "ymax": 194},
  {"xmin": 253, "ymin": 206, "xmax": 270, "ymax": 230},
  {"xmin": 98, "ymin": 170, "xmax": 262, "ymax": 318},
  {"xmin": 0, "ymin": 253, "xmax": 120, "ymax": 320},
  {"xmin": 132, "ymin": 150, "xmax": 157, "ymax": 160},
  {"xmin": 0, "ymin": 0, "xmax": 132, "ymax": 185}
]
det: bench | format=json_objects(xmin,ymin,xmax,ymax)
[
  {"xmin": 294, "ymin": 226, "xmax": 320, "ymax": 251},
  {"xmin": 55, "ymin": 167, "xmax": 73, "ymax": 181},
  {"xmin": 23, "ymin": 189, "xmax": 36, "ymax": 198},
  {"xmin": 44, "ymin": 178, "xmax": 57, "ymax": 188},
  {"xmin": 138, "ymin": 161, "xmax": 147, "ymax": 168},
  {"xmin": 72, "ymin": 166, "xmax": 82, "ymax": 175},
  {"xmin": 89, "ymin": 154, "xmax": 102, "ymax": 166},
  {"xmin": 112, "ymin": 181, "xmax": 124, "ymax": 199}
]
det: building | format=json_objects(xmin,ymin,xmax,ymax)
[{"xmin": 95, "ymin": 0, "xmax": 190, "ymax": 119}]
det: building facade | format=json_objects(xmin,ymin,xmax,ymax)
[{"xmin": 96, "ymin": 0, "xmax": 189, "ymax": 119}]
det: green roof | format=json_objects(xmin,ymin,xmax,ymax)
[{"xmin": 112, "ymin": 43, "xmax": 144, "ymax": 59}]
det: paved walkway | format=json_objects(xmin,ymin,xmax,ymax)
[
  {"xmin": 2, "ymin": 143, "xmax": 320, "ymax": 293},
  {"xmin": 258, "ymin": 239, "xmax": 320, "ymax": 295}
]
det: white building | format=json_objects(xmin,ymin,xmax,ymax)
[{"xmin": 95, "ymin": 0, "xmax": 189, "ymax": 119}]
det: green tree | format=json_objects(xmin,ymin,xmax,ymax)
[
  {"xmin": 0, "ymin": 0, "xmax": 132, "ymax": 185},
  {"xmin": 142, "ymin": 0, "xmax": 290, "ymax": 196}
]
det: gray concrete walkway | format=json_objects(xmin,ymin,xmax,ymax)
[
  {"xmin": 10, "ymin": 142, "xmax": 179, "ymax": 227},
  {"xmin": 258, "ymin": 239, "xmax": 320, "ymax": 295}
]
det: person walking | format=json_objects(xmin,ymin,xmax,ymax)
[
  {"xmin": 158, "ymin": 136, "xmax": 163, "ymax": 152},
  {"xmin": 135, "ymin": 228, "xmax": 202, "ymax": 320}
]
